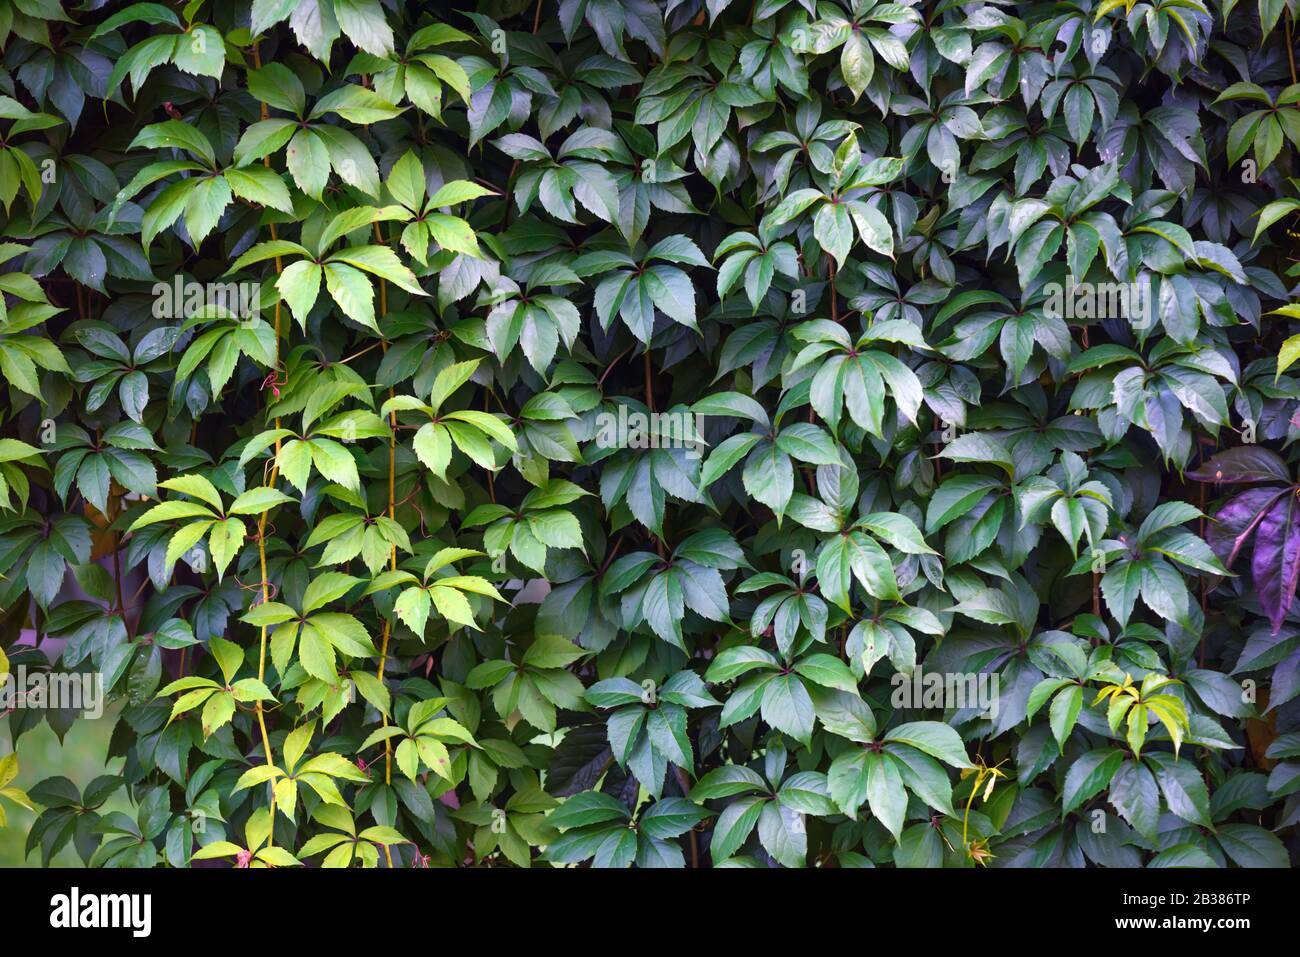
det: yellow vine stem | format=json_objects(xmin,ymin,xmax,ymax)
[
  {"xmin": 373, "ymin": 222, "xmax": 396, "ymax": 867},
  {"xmin": 959, "ymin": 754, "xmax": 1007, "ymax": 864},
  {"xmin": 251, "ymin": 41, "xmax": 286, "ymax": 845}
]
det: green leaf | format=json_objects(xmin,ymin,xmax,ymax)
[{"xmin": 883, "ymin": 722, "xmax": 973, "ymax": 769}]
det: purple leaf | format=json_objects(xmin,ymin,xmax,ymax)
[
  {"xmin": 1251, "ymin": 492, "xmax": 1300, "ymax": 634},
  {"xmin": 1209, "ymin": 487, "xmax": 1288, "ymax": 567},
  {"xmin": 1187, "ymin": 446, "xmax": 1291, "ymax": 484}
]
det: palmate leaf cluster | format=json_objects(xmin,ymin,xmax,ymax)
[{"xmin": 1, "ymin": 0, "xmax": 1299, "ymax": 869}]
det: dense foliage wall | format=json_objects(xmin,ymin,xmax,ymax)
[{"xmin": 1, "ymin": 0, "xmax": 1299, "ymax": 868}]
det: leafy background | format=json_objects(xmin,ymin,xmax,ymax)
[{"xmin": 1, "ymin": 0, "xmax": 1300, "ymax": 868}]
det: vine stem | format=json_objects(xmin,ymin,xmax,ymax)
[
  {"xmin": 1287, "ymin": 15, "xmax": 1297, "ymax": 86},
  {"xmin": 251, "ymin": 40, "xmax": 284, "ymax": 845},
  {"xmin": 643, "ymin": 346, "xmax": 655, "ymax": 413},
  {"xmin": 828, "ymin": 258, "xmax": 838, "ymax": 322},
  {"xmin": 644, "ymin": 346, "xmax": 668, "ymax": 558},
  {"xmin": 597, "ymin": 344, "xmax": 633, "ymax": 389},
  {"xmin": 1197, "ymin": 436, "xmax": 1217, "ymax": 668},
  {"xmin": 805, "ymin": 257, "xmax": 840, "ymax": 494},
  {"xmin": 373, "ymin": 221, "xmax": 397, "ymax": 868},
  {"xmin": 485, "ymin": 389, "xmax": 496, "ymax": 504},
  {"xmin": 672, "ymin": 767, "xmax": 699, "ymax": 866},
  {"xmin": 111, "ymin": 494, "xmax": 127, "ymax": 628}
]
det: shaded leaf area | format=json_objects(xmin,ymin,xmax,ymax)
[{"xmin": 0, "ymin": 0, "xmax": 1297, "ymax": 869}]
